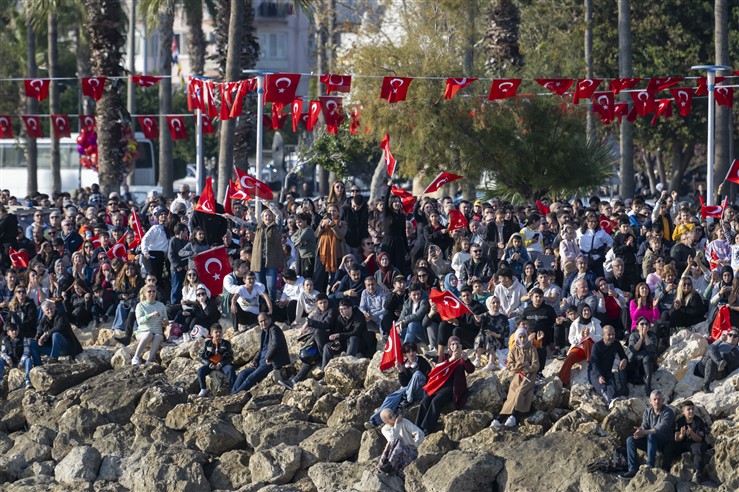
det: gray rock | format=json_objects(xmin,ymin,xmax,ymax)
[
  {"xmin": 97, "ymin": 455, "xmax": 123, "ymax": 482},
  {"xmin": 353, "ymin": 469, "xmax": 405, "ymax": 492},
  {"xmin": 363, "ymin": 350, "xmax": 399, "ymax": 389},
  {"xmin": 249, "ymin": 443, "xmax": 302, "ymax": 485},
  {"xmin": 17, "ymin": 460, "xmax": 55, "ymax": 480},
  {"xmin": 464, "ymin": 371, "xmax": 505, "ymax": 414},
  {"xmin": 52, "ymin": 405, "xmax": 108, "ymax": 461},
  {"xmin": 183, "ymin": 414, "xmax": 244, "ymax": 455},
  {"xmin": 533, "ymin": 376, "xmax": 566, "ymax": 412},
  {"xmin": 441, "ymin": 410, "xmax": 493, "ymax": 442},
  {"xmin": 29, "ymin": 357, "xmax": 111, "ymax": 395},
  {"xmin": 309, "ymin": 392, "xmax": 342, "ymax": 423},
  {"xmin": 54, "ymin": 445, "xmax": 102, "ymax": 483},
  {"xmin": 206, "ymin": 449, "xmax": 252, "ymax": 490},
  {"xmin": 422, "ymin": 450, "xmax": 504, "ymax": 492},
  {"xmin": 300, "ymin": 424, "xmax": 362, "ymax": 467},
  {"xmin": 0, "ymin": 425, "xmax": 55, "ymax": 481},
  {"xmin": 164, "ymin": 356, "xmax": 201, "ymax": 393},
  {"xmin": 602, "ymin": 398, "xmax": 648, "ymax": 442},
  {"xmin": 230, "ymin": 328, "xmax": 262, "ymax": 365},
  {"xmin": 418, "ymin": 431, "xmax": 457, "ymax": 455},
  {"xmin": 119, "ymin": 444, "xmax": 210, "ymax": 492},
  {"xmin": 135, "ymin": 384, "xmax": 188, "ymax": 418},
  {"xmin": 324, "ymin": 356, "xmax": 371, "ymax": 396},
  {"xmin": 21, "ymin": 390, "xmax": 57, "ymax": 428},
  {"xmin": 326, "ymin": 379, "xmax": 396, "ymax": 429},
  {"xmin": 307, "ymin": 461, "xmax": 372, "ymax": 492},
  {"xmin": 282, "ymin": 378, "xmax": 325, "ymax": 414},
  {"xmin": 357, "ymin": 430, "xmax": 385, "ymax": 462},
  {"xmin": 624, "ymin": 466, "xmax": 678, "ymax": 492},
  {"xmin": 242, "ymin": 404, "xmax": 324, "ymax": 450}
]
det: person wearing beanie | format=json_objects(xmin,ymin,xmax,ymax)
[{"xmin": 491, "ymin": 327, "xmax": 539, "ymax": 429}]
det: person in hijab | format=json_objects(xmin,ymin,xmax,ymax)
[
  {"xmin": 442, "ymin": 272, "xmax": 460, "ymax": 297},
  {"xmin": 375, "ymin": 252, "xmax": 401, "ymax": 292},
  {"xmin": 490, "ymin": 327, "xmax": 539, "ymax": 429},
  {"xmin": 558, "ymin": 304, "xmax": 602, "ymax": 386}
]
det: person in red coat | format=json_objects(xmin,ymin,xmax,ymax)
[{"xmin": 414, "ymin": 336, "xmax": 475, "ymax": 435}]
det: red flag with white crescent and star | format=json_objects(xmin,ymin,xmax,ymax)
[
  {"xmin": 535, "ymin": 78, "xmax": 574, "ymax": 96},
  {"xmin": 423, "ymin": 171, "xmax": 463, "ymax": 194},
  {"xmin": 320, "ymin": 96, "xmax": 344, "ymax": 134},
  {"xmin": 714, "ymin": 87, "xmax": 734, "ymax": 108},
  {"xmin": 429, "ymin": 288, "xmax": 472, "ymax": 321},
  {"xmin": 233, "ymin": 166, "xmax": 274, "ymax": 200},
  {"xmin": 390, "ymin": 186, "xmax": 417, "ymax": 214},
  {"xmin": 307, "ymin": 100, "xmax": 321, "ymax": 131},
  {"xmin": 631, "ymin": 90, "xmax": 656, "ymax": 117},
  {"xmin": 320, "ymin": 74, "xmax": 352, "ymax": 94},
  {"xmin": 444, "ymin": 78, "xmax": 477, "ymax": 100},
  {"xmin": 725, "ymin": 159, "xmax": 739, "ymax": 185},
  {"xmin": 193, "ymin": 246, "xmax": 232, "ymax": 296},
  {"xmin": 107, "ymin": 235, "xmax": 128, "ymax": 261},
  {"xmin": 699, "ymin": 195, "xmax": 728, "ymax": 219},
  {"xmin": 646, "ymin": 77, "xmax": 682, "ymax": 95},
  {"xmin": 291, "ymin": 99, "xmax": 302, "ymax": 132},
  {"xmin": 166, "ymin": 116, "xmax": 188, "ymax": 141},
  {"xmin": 81, "ymin": 77, "xmax": 107, "ymax": 101},
  {"xmin": 8, "ymin": 248, "xmax": 29, "ymax": 269},
  {"xmin": 381, "ymin": 133, "xmax": 398, "ymax": 177},
  {"xmin": 609, "ymin": 78, "xmax": 641, "ymax": 95},
  {"xmin": 349, "ymin": 106, "xmax": 361, "ymax": 135},
  {"xmin": 80, "ymin": 114, "xmax": 96, "ymax": 131},
  {"xmin": 695, "ymin": 76, "xmax": 726, "ymax": 97},
  {"xmin": 194, "ymin": 177, "xmax": 217, "ymax": 214},
  {"xmin": 592, "ymin": 92, "xmax": 615, "ymax": 124},
  {"xmin": 447, "ymin": 209, "xmax": 468, "ymax": 232},
  {"xmin": 572, "ymin": 78, "xmax": 602, "ymax": 104},
  {"xmin": 131, "ymin": 75, "xmax": 162, "ymax": 88},
  {"xmin": 380, "ymin": 77, "xmax": 413, "ymax": 103},
  {"xmin": 24, "ymin": 79, "xmax": 50, "ymax": 101},
  {"xmin": 129, "ymin": 209, "xmax": 144, "ymax": 250},
  {"xmin": 488, "ymin": 79, "xmax": 521, "ymax": 101},
  {"xmin": 379, "ymin": 322, "xmax": 403, "ymax": 372},
  {"xmin": 0, "ymin": 115, "xmax": 13, "ymax": 138},
  {"xmin": 137, "ymin": 116, "xmax": 159, "ymax": 139},
  {"xmin": 422, "ymin": 357, "xmax": 463, "ymax": 396},
  {"xmin": 21, "ymin": 116, "xmax": 43, "ymax": 139},
  {"xmin": 670, "ymin": 88, "xmax": 693, "ymax": 117},
  {"xmin": 201, "ymin": 114, "xmax": 215, "ymax": 135},
  {"xmin": 51, "ymin": 114, "xmax": 71, "ymax": 139},
  {"xmin": 265, "ymin": 73, "xmax": 301, "ymax": 104},
  {"xmin": 651, "ymin": 99, "xmax": 673, "ymax": 127}
]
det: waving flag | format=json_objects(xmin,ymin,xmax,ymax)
[
  {"xmin": 379, "ymin": 323, "xmax": 403, "ymax": 371},
  {"xmin": 194, "ymin": 177, "xmax": 217, "ymax": 214},
  {"xmin": 391, "ymin": 186, "xmax": 417, "ymax": 214},
  {"xmin": 380, "ymin": 77, "xmax": 413, "ymax": 103},
  {"xmin": 423, "ymin": 357, "xmax": 463, "ymax": 396},
  {"xmin": 609, "ymin": 78, "xmax": 641, "ymax": 95},
  {"xmin": 24, "ymin": 79, "xmax": 50, "ymax": 101},
  {"xmin": 81, "ymin": 77, "xmax": 106, "ymax": 101},
  {"xmin": 166, "ymin": 116, "xmax": 188, "ymax": 141},
  {"xmin": 725, "ymin": 159, "xmax": 739, "ymax": 185},
  {"xmin": 381, "ymin": 133, "xmax": 398, "ymax": 177},
  {"xmin": 9, "ymin": 248, "xmax": 29, "ymax": 269},
  {"xmin": 233, "ymin": 166, "xmax": 274, "ymax": 200},
  {"xmin": 265, "ymin": 73, "xmax": 301, "ymax": 104},
  {"xmin": 444, "ymin": 78, "xmax": 477, "ymax": 100},
  {"xmin": 107, "ymin": 236, "xmax": 128, "ymax": 261},
  {"xmin": 0, "ymin": 116, "xmax": 13, "ymax": 138},
  {"xmin": 131, "ymin": 75, "xmax": 162, "ymax": 88},
  {"xmin": 137, "ymin": 116, "xmax": 159, "ymax": 139},
  {"xmin": 572, "ymin": 78, "xmax": 602, "ymax": 104},
  {"xmin": 320, "ymin": 74, "xmax": 352, "ymax": 94},
  {"xmin": 429, "ymin": 288, "xmax": 472, "ymax": 321},
  {"xmin": 193, "ymin": 246, "xmax": 231, "ymax": 296},
  {"xmin": 423, "ymin": 171, "xmax": 463, "ymax": 194},
  {"xmin": 488, "ymin": 79, "xmax": 521, "ymax": 100},
  {"xmin": 699, "ymin": 195, "xmax": 728, "ymax": 219},
  {"xmin": 535, "ymin": 78, "xmax": 574, "ymax": 96},
  {"xmin": 128, "ymin": 210, "xmax": 144, "ymax": 249},
  {"xmin": 670, "ymin": 88, "xmax": 693, "ymax": 117},
  {"xmin": 447, "ymin": 209, "xmax": 468, "ymax": 232}
]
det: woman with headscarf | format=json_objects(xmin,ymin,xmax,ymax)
[
  {"xmin": 375, "ymin": 252, "xmax": 401, "ymax": 292},
  {"xmin": 381, "ymin": 180, "xmax": 409, "ymax": 275},
  {"xmin": 558, "ymin": 304, "xmax": 602, "ymax": 386},
  {"xmin": 415, "ymin": 336, "xmax": 475, "ymax": 436},
  {"xmin": 442, "ymin": 272, "xmax": 460, "ymax": 298},
  {"xmin": 490, "ymin": 327, "xmax": 539, "ymax": 429}
]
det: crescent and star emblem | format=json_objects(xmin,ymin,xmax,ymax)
[
  {"xmin": 389, "ymin": 78, "xmax": 405, "ymax": 93},
  {"xmin": 597, "ymin": 95, "xmax": 609, "ymax": 106},
  {"xmin": 89, "ymin": 78, "xmax": 99, "ymax": 88},
  {"xmin": 31, "ymin": 79, "xmax": 43, "ymax": 93},
  {"xmin": 442, "ymin": 295, "xmax": 460, "ymax": 309},
  {"xmin": 0, "ymin": 117, "xmax": 8, "ymax": 128},
  {"xmin": 498, "ymin": 82, "xmax": 513, "ymax": 93},
  {"xmin": 325, "ymin": 100, "xmax": 337, "ymax": 115},
  {"xmin": 311, "ymin": 103, "xmax": 320, "ymax": 114},
  {"xmin": 112, "ymin": 244, "xmax": 125, "ymax": 257},
  {"xmin": 204, "ymin": 257, "xmax": 222, "ymax": 274},
  {"xmin": 172, "ymin": 119, "xmax": 182, "ymax": 131},
  {"xmin": 83, "ymin": 116, "xmax": 94, "ymax": 127},
  {"xmin": 240, "ymin": 176, "xmax": 256, "ymax": 189},
  {"xmin": 201, "ymin": 199, "xmax": 214, "ymax": 213},
  {"xmin": 384, "ymin": 334, "xmax": 394, "ymax": 353},
  {"xmin": 580, "ymin": 79, "xmax": 594, "ymax": 88},
  {"xmin": 328, "ymin": 75, "xmax": 345, "ymax": 86},
  {"xmin": 453, "ymin": 78, "xmax": 467, "ymax": 85},
  {"xmin": 144, "ymin": 118, "xmax": 153, "ymax": 128},
  {"xmin": 637, "ymin": 92, "xmax": 649, "ymax": 102},
  {"xmin": 55, "ymin": 117, "xmax": 66, "ymax": 129},
  {"xmin": 27, "ymin": 118, "xmax": 38, "ymax": 130},
  {"xmin": 275, "ymin": 77, "xmax": 293, "ymax": 93}
]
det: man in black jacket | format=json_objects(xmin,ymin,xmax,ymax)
[
  {"xmin": 588, "ymin": 325, "xmax": 628, "ymax": 407},
  {"xmin": 694, "ymin": 326, "xmax": 739, "ymax": 393},
  {"xmin": 29, "ymin": 299, "xmax": 84, "ymax": 364},
  {"xmin": 167, "ymin": 223, "xmax": 189, "ymax": 304},
  {"xmin": 485, "ymin": 208, "xmax": 517, "ymax": 266},
  {"xmin": 231, "ymin": 312, "xmax": 290, "ymax": 394},
  {"xmin": 196, "ymin": 323, "xmax": 235, "ymax": 397},
  {"xmin": 381, "ymin": 275, "xmax": 407, "ymax": 338},
  {"xmin": 460, "ymin": 245, "xmax": 495, "ymax": 287},
  {"xmin": 322, "ymin": 299, "xmax": 374, "ymax": 370},
  {"xmin": 343, "ymin": 192, "xmax": 369, "ymax": 254}
]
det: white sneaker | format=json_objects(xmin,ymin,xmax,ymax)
[
  {"xmin": 472, "ymin": 357, "xmax": 480, "ymax": 367},
  {"xmin": 490, "ymin": 419, "xmax": 502, "ymax": 429},
  {"xmin": 504, "ymin": 416, "xmax": 517, "ymax": 428},
  {"xmin": 197, "ymin": 389, "xmax": 208, "ymax": 397},
  {"xmin": 131, "ymin": 356, "xmax": 142, "ymax": 366},
  {"xmin": 482, "ymin": 361, "xmax": 497, "ymax": 371}
]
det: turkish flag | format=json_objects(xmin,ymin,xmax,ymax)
[
  {"xmin": 51, "ymin": 114, "xmax": 71, "ymax": 138},
  {"xmin": 714, "ymin": 87, "xmax": 734, "ymax": 108},
  {"xmin": 423, "ymin": 357, "xmax": 463, "ymax": 396},
  {"xmin": 614, "ymin": 103, "xmax": 629, "ymax": 124},
  {"xmin": 233, "ymin": 166, "xmax": 275, "ymax": 200},
  {"xmin": 265, "ymin": 73, "xmax": 301, "ymax": 104},
  {"xmin": 725, "ymin": 159, "xmax": 739, "ymax": 185},
  {"xmin": 488, "ymin": 79, "xmax": 521, "ymax": 100},
  {"xmin": 631, "ymin": 90, "xmax": 656, "ymax": 116},
  {"xmin": 0, "ymin": 115, "xmax": 13, "ymax": 138},
  {"xmin": 187, "ymin": 77, "xmax": 203, "ymax": 111},
  {"xmin": 647, "ymin": 77, "xmax": 682, "ymax": 95},
  {"xmin": 379, "ymin": 322, "xmax": 403, "ymax": 371},
  {"xmin": 201, "ymin": 114, "xmax": 215, "ymax": 135},
  {"xmin": 137, "ymin": 116, "xmax": 159, "ymax": 139},
  {"xmin": 651, "ymin": 99, "xmax": 673, "ymax": 126},
  {"xmin": 21, "ymin": 116, "xmax": 43, "ymax": 138},
  {"xmin": 193, "ymin": 246, "xmax": 232, "ymax": 296},
  {"xmin": 535, "ymin": 78, "xmax": 574, "ymax": 96},
  {"xmin": 447, "ymin": 209, "xmax": 468, "ymax": 232},
  {"xmin": 699, "ymin": 195, "xmax": 728, "ymax": 219},
  {"xmin": 670, "ymin": 88, "xmax": 693, "ymax": 117},
  {"xmin": 599, "ymin": 215, "xmax": 616, "ymax": 235},
  {"xmin": 291, "ymin": 99, "xmax": 302, "ymax": 132},
  {"xmin": 380, "ymin": 77, "xmax": 413, "ymax": 103},
  {"xmin": 429, "ymin": 288, "xmax": 472, "ymax": 321},
  {"xmin": 131, "ymin": 75, "xmax": 162, "ymax": 88},
  {"xmin": 218, "ymin": 81, "xmax": 241, "ymax": 120},
  {"xmin": 271, "ymin": 102, "xmax": 288, "ymax": 130},
  {"xmin": 107, "ymin": 236, "xmax": 128, "ymax": 261},
  {"xmin": 320, "ymin": 96, "xmax": 344, "ymax": 134},
  {"xmin": 9, "ymin": 248, "xmax": 29, "ymax": 269},
  {"xmin": 349, "ymin": 106, "xmax": 361, "ymax": 135},
  {"xmin": 592, "ymin": 92, "xmax": 615, "ymax": 124},
  {"xmin": 381, "ymin": 133, "xmax": 398, "ymax": 177},
  {"xmin": 194, "ymin": 177, "xmax": 217, "ymax": 214},
  {"xmin": 299, "ymin": 113, "xmax": 310, "ymax": 130},
  {"xmin": 129, "ymin": 209, "xmax": 145, "ymax": 249},
  {"xmin": 695, "ymin": 76, "xmax": 726, "ymax": 97},
  {"xmin": 444, "ymin": 78, "xmax": 477, "ymax": 100},
  {"xmin": 391, "ymin": 186, "xmax": 417, "ymax": 214},
  {"xmin": 535, "ymin": 200, "xmax": 550, "ymax": 216},
  {"xmin": 78, "ymin": 235, "xmax": 102, "ymax": 252},
  {"xmin": 320, "ymin": 74, "xmax": 352, "ymax": 94},
  {"xmin": 572, "ymin": 78, "xmax": 602, "ymax": 104},
  {"xmin": 166, "ymin": 116, "xmax": 188, "ymax": 141},
  {"xmin": 609, "ymin": 78, "xmax": 641, "ymax": 94},
  {"xmin": 24, "ymin": 79, "xmax": 50, "ymax": 101},
  {"xmin": 80, "ymin": 114, "xmax": 96, "ymax": 131},
  {"xmin": 81, "ymin": 77, "xmax": 106, "ymax": 101},
  {"xmin": 423, "ymin": 171, "xmax": 463, "ymax": 194},
  {"xmin": 307, "ymin": 100, "xmax": 321, "ymax": 131},
  {"xmin": 229, "ymin": 178, "xmax": 249, "ymax": 201}
]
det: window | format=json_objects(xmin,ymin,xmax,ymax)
[{"xmin": 259, "ymin": 32, "xmax": 287, "ymax": 60}]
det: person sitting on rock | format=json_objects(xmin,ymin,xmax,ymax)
[
  {"xmin": 291, "ymin": 293, "xmax": 336, "ymax": 385},
  {"xmin": 0, "ymin": 322, "xmax": 34, "ymax": 390},
  {"xmin": 626, "ymin": 316, "xmax": 659, "ymax": 396},
  {"xmin": 415, "ymin": 336, "xmax": 475, "ymax": 435},
  {"xmin": 130, "ymin": 285, "xmax": 167, "ymax": 365},
  {"xmin": 30, "ymin": 299, "xmax": 84, "ymax": 365},
  {"xmin": 231, "ymin": 312, "xmax": 290, "ymax": 394},
  {"xmin": 395, "ymin": 283, "xmax": 430, "ymax": 346},
  {"xmin": 196, "ymin": 323, "xmax": 235, "ymax": 397},
  {"xmin": 693, "ymin": 326, "xmax": 739, "ymax": 393},
  {"xmin": 618, "ymin": 390, "xmax": 675, "ymax": 481},
  {"xmin": 491, "ymin": 327, "xmax": 539, "ymax": 429},
  {"xmin": 588, "ymin": 325, "xmax": 628, "ymax": 407},
  {"xmin": 663, "ymin": 400, "xmax": 709, "ymax": 483},
  {"xmin": 377, "ymin": 408, "xmax": 425, "ymax": 479},
  {"xmin": 366, "ymin": 342, "xmax": 432, "ymax": 429},
  {"xmin": 558, "ymin": 304, "xmax": 602, "ymax": 386},
  {"xmin": 321, "ymin": 299, "xmax": 373, "ymax": 374}
]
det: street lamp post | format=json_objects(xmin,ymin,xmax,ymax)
[
  {"xmin": 243, "ymin": 70, "xmax": 271, "ymax": 218},
  {"xmin": 692, "ymin": 64, "xmax": 731, "ymax": 206}
]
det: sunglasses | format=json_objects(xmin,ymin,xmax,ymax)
[
  {"xmin": 728, "ymin": 333, "xmax": 739, "ymax": 338},
  {"xmin": 196, "ymin": 292, "xmax": 207, "ymax": 297},
  {"xmin": 146, "ymin": 290, "xmax": 157, "ymax": 294},
  {"xmin": 187, "ymin": 273, "xmax": 197, "ymax": 277}
]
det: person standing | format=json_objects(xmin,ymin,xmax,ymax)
[
  {"xmin": 140, "ymin": 207, "xmax": 170, "ymax": 279},
  {"xmin": 251, "ymin": 209, "xmax": 285, "ymax": 302},
  {"xmin": 490, "ymin": 327, "xmax": 539, "ymax": 429}
]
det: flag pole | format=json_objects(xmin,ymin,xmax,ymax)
[
  {"xmin": 196, "ymin": 107, "xmax": 204, "ymax": 194},
  {"xmin": 243, "ymin": 70, "xmax": 271, "ymax": 219}
]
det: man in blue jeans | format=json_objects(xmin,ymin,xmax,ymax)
[
  {"xmin": 231, "ymin": 312, "xmax": 290, "ymax": 394},
  {"xmin": 30, "ymin": 299, "xmax": 84, "ymax": 364},
  {"xmin": 619, "ymin": 390, "xmax": 675, "ymax": 480},
  {"xmin": 365, "ymin": 342, "xmax": 432, "ymax": 429}
]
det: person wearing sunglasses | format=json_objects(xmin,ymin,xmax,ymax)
[
  {"xmin": 131, "ymin": 287, "xmax": 167, "ymax": 365},
  {"xmin": 694, "ymin": 327, "xmax": 739, "ymax": 393}
]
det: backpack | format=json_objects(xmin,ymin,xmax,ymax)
[{"xmin": 586, "ymin": 447, "xmax": 628, "ymax": 474}]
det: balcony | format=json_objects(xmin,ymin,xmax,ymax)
[{"xmin": 256, "ymin": 1, "xmax": 294, "ymax": 19}]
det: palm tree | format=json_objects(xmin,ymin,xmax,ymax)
[
  {"xmin": 183, "ymin": 0, "xmax": 206, "ymax": 75},
  {"xmin": 714, "ymin": 0, "xmax": 731, "ymax": 200},
  {"xmin": 86, "ymin": 0, "xmax": 131, "ymax": 196},
  {"xmin": 618, "ymin": 0, "xmax": 635, "ymax": 198},
  {"xmin": 232, "ymin": 0, "xmax": 259, "ymax": 175},
  {"xmin": 483, "ymin": 0, "xmax": 524, "ymax": 76},
  {"xmin": 23, "ymin": 4, "xmax": 39, "ymax": 196}
]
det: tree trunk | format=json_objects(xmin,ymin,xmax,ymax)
[
  {"xmin": 655, "ymin": 149, "xmax": 666, "ymax": 187},
  {"xmin": 158, "ymin": 4, "xmax": 175, "ymax": 198},
  {"xmin": 643, "ymin": 153, "xmax": 657, "ymax": 196},
  {"xmin": 216, "ymin": 0, "xmax": 244, "ymax": 202},
  {"xmin": 186, "ymin": 0, "xmax": 206, "ymax": 75},
  {"xmin": 315, "ymin": 0, "xmax": 333, "ymax": 196},
  {"xmin": 232, "ymin": 0, "xmax": 260, "ymax": 171},
  {"xmin": 714, "ymin": 0, "xmax": 731, "ymax": 201},
  {"xmin": 48, "ymin": 12, "xmax": 61, "ymax": 194},
  {"xmin": 668, "ymin": 142, "xmax": 695, "ymax": 193},
  {"xmin": 584, "ymin": 0, "xmax": 595, "ymax": 141},
  {"xmin": 25, "ymin": 11, "xmax": 38, "ymax": 196},
  {"xmin": 618, "ymin": 0, "xmax": 635, "ymax": 198}
]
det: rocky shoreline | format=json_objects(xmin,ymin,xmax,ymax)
[{"xmin": 1, "ymin": 323, "xmax": 738, "ymax": 492}]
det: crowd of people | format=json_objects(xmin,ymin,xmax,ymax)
[{"xmin": 1, "ymin": 181, "xmax": 739, "ymax": 482}]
